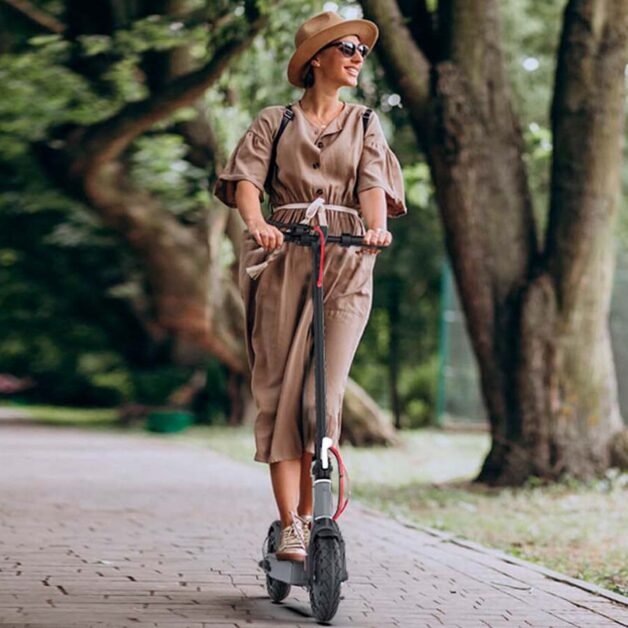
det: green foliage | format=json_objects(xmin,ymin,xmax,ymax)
[
  {"xmin": 131, "ymin": 366, "xmax": 194, "ymax": 406},
  {"xmin": 399, "ymin": 356, "xmax": 439, "ymax": 428},
  {"xmin": 351, "ymin": 160, "xmax": 443, "ymax": 424},
  {"xmin": 0, "ymin": 3, "xmax": 240, "ymax": 409},
  {"xmin": 0, "ymin": 40, "xmax": 107, "ymax": 157},
  {"xmin": 499, "ymin": 0, "xmax": 565, "ymax": 228},
  {"xmin": 195, "ymin": 359, "xmax": 231, "ymax": 424},
  {"xmin": 130, "ymin": 134, "xmax": 210, "ymax": 219},
  {"xmin": 0, "ymin": 194, "xmax": 147, "ymax": 406},
  {"xmin": 109, "ymin": 15, "xmax": 208, "ymax": 56},
  {"xmin": 4, "ymin": 0, "xmax": 609, "ymax": 431}
]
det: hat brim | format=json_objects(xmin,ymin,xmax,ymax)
[{"xmin": 287, "ymin": 19, "xmax": 379, "ymax": 88}]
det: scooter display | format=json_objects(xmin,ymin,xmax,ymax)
[{"xmin": 258, "ymin": 222, "xmax": 384, "ymax": 623}]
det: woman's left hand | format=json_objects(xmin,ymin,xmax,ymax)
[{"xmin": 359, "ymin": 227, "xmax": 393, "ymax": 255}]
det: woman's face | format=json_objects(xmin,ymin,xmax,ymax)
[{"xmin": 312, "ymin": 34, "xmax": 365, "ymax": 88}]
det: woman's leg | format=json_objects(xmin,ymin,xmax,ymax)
[
  {"xmin": 297, "ymin": 451, "xmax": 313, "ymax": 517},
  {"xmin": 269, "ymin": 452, "xmax": 313, "ymax": 527},
  {"xmin": 269, "ymin": 458, "xmax": 301, "ymax": 527}
]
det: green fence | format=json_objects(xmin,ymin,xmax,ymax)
[
  {"xmin": 436, "ymin": 262, "xmax": 486, "ymax": 426},
  {"xmin": 437, "ymin": 246, "xmax": 628, "ymax": 426}
]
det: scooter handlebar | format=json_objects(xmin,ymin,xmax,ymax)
[{"xmin": 276, "ymin": 223, "xmax": 387, "ymax": 250}]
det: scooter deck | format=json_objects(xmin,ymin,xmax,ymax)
[{"xmin": 261, "ymin": 553, "xmax": 308, "ymax": 586}]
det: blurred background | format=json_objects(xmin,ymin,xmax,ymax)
[{"xmin": 0, "ymin": 0, "xmax": 626, "ymax": 595}]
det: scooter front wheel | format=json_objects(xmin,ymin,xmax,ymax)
[
  {"xmin": 308, "ymin": 535, "xmax": 343, "ymax": 622},
  {"xmin": 265, "ymin": 521, "xmax": 291, "ymax": 602}
]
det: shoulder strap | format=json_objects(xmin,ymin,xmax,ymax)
[
  {"xmin": 362, "ymin": 107, "xmax": 372, "ymax": 135},
  {"xmin": 264, "ymin": 105, "xmax": 294, "ymax": 193}
]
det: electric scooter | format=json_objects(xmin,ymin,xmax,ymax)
[{"xmin": 258, "ymin": 222, "xmax": 384, "ymax": 623}]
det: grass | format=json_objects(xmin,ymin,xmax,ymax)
[
  {"xmin": 360, "ymin": 474, "xmax": 628, "ymax": 597},
  {"xmin": 6, "ymin": 404, "xmax": 119, "ymax": 426},
  {"xmin": 3, "ymin": 402, "xmax": 626, "ymax": 596}
]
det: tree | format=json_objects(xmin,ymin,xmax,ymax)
[
  {"xmin": 0, "ymin": 0, "xmax": 396, "ymax": 442},
  {"xmin": 360, "ymin": 0, "xmax": 628, "ymax": 483}
]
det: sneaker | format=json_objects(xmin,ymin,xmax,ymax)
[
  {"xmin": 296, "ymin": 513, "xmax": 312, "ymax": 548},
  {"xmin": 276, "ymin": 513, "xmax": 306, "ymax": 562}
]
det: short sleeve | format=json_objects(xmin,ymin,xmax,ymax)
[
  {"xmin": 213, "ymin": 108, "xmax": 276, "ymax": 209},
  {"xmin": 356, "ymin": 111, "xmax": 407, "ymax": 218}
]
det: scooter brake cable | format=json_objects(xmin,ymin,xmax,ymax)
[{"xmin": 312, "ymin": 225, "xmax": 325, "ymax": 287}]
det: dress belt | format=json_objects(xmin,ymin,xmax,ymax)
[{"xmin": 245, "ymin": 198, "xmax": 361, "ymax": 280}]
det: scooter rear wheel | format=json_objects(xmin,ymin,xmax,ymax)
[
  {"xmin": 309, "ymin": 535, "xmax": 343, "ymax": 622},
  {"xmin": 264, "ymin": 521, "xmax": 291, "ymax": 602}
]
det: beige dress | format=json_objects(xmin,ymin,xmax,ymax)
[{"xmin": 214, "ymin": 101, "xmax": 407, "ymax": 463}]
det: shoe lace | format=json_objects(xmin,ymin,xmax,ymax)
[
  {"xmin": 289, "ymin": 510, "xmax": 306, "ymax": 546},
  {"xmin": 296, "ymin": 513, "xmax": 312, "ymax": 535}
]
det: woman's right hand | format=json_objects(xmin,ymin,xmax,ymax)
[{"xmin": 246, "ymin": 219, "xmax": 285, "ymax": 251}]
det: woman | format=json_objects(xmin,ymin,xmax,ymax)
[{"xmin": 214, "ymin": 11, "xmax": 407, "ymax": 562}]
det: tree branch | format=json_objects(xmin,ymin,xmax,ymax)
[
  {"xmin": 71, "ymin": 16, "xmax": 266, "ymax": 179},
  {"xmin": 79, "ymin": 161, "xmax": 247, "ymax": 373},
  {"xmin": 360, "ymin": 0, "xmax": 431, "ymax": 144},
  {"xmin": 544, "ymin": 0, "xmax": 628, "ymax": 314},
  {"xmin": 397, "ymin": 0, "xmax": 438, "ymax": 62},
  {"xmin": 1, "ymin": 0, "xmax": 65, "ymax": 34}
]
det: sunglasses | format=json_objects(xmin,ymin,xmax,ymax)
[{"xmin": 320, "ymin": 40, "xmax": 370, "ymax": 59}]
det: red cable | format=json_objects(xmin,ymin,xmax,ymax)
[
  {"xmin": 313, "ymin": 225, "xmax": 325, "ymax": 287},
  {"xmin": 330, "ymin": 445, "xmax": 350, "ymax": 520}
]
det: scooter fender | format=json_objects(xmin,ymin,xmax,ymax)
[{"xmin": 306, "ymin": 517, "xmax": 349, "ymax": 582}]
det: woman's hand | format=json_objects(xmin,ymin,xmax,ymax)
[
  {"xmin": 247, "ymin": 219, "xmax": 285, "ymax": 251},
  {"xmin": 359, "ymin": 227, "xmax": 392, "ymax": 255}
]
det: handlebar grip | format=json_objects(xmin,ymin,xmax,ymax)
[
  {"xmin": 339, "ymin": 233, "xmax": 365, "ymax": 246},
  {"xmin": 336, "ymin": 233, "xmax": 387, "ymax": 250}
]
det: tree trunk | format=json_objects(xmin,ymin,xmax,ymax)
[
  {"xmin": 362, "ymin": 0, "xmax": 627, "ymax": 483},
  {"xmin": 498, "ymin": 0, "xmax": 627, "ymax": 482},
  {"xmin": 341, "ymin": 378, "xmax": 398, "ymax": 446},
  {"xmin": 33, "ymin": 0, "xmax": 392, "ymax": 443}
]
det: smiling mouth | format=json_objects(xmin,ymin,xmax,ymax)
[{"xmin": 345, "ymin": 67, "xmax": 359, "ymax": 77}]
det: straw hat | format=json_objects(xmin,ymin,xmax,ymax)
[{"xmin": 287, "ymin": 11, "xmax": 379, "ymax": 88}]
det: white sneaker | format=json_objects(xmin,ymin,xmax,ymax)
[{"xmin": 276, "ymin": 512, "xmax": 306, "ymax": 562}]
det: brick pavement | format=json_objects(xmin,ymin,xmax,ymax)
[{"xmin": 0, "ymin": 423, "xmax": 626, "ymax": 628}]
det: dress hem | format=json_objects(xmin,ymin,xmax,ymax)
[{"xmin": 254, "ymin": 449, "xmax": 315, "ymax": 464}]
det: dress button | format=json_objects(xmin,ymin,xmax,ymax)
[
  {"xmin": 316, "ymin": 188, "xmax": 323, "ymax": 195},
  {"xmin": 312, "ymin": 162, "xmax": 320, "ymax": 169},
  {"xmin": 317, "ymin": 141, "xmax": 324, "ymax": 148}
]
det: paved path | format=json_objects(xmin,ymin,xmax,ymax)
[{"xmin": 0, "ymin": 423, "xmax": 626, "ymax": 628}]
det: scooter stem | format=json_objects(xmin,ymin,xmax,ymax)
[{"xmin": 312, "ymin": 226, "xmax": 331, "ymax": 481}]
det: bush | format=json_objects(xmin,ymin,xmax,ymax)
[
  {"xmin": 400, "ymin": 356, "xmax": 439, "ymax": 428},
  {"xmin": 130, "ymin": 366, "xmax": 195, "ymax": 406}
]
